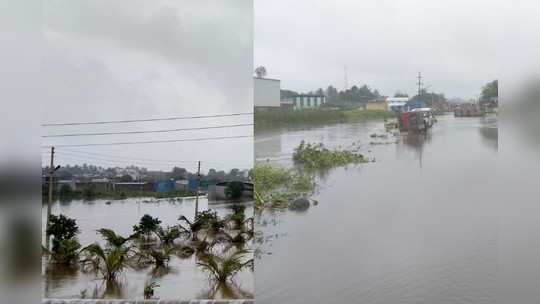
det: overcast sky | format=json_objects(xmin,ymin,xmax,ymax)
[
  {"xmin": 255, "ymin": 0, "xmax": 509, "ymax": 100},
  {"xmin": 41, "ymin": 0, "xmax": 253, "ymax": 173}
]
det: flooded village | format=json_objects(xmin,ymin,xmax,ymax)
[
  {"xmin": 39, "ymin": 1, "xmax": 256, "ymax": 301},
  {"xmin": 253, "ymin": 70, "xmax": 498, "ymax": 303},
  {"xmin": 42, "ymin": 161, "xmax": 255, "ymax": 300}
]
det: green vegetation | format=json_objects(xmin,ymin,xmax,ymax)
[
  {"xmin": 290, "ymin": 84, "xmax": 381, "ymax": 105},
  {"xmin": 293, "ymin": 141, "xmax": 368, "ymax": 169},
  {"xmin": 96, "ymin": 228, "xmax": 135, "ymax": 248},
  {"xmin": 46, "ymin": 188, "xmax": 197, "ymax": 202},
  {"xmin": 133, "ymin": 215, "xmax": 162, "ymax": 239},
  {"xmin": 45, "ymin": 238, "xmax": 81, "ymax": 265},
  {"xmin": 155, "ymin": 226, "xmax": 183, "ymax": 246},
  {"xmin": 144, "ymin": 282, "xmax": 159, "ymax": 299},
  {"xmin": 225, "ymin": 181, "xmax": 245, "ymax": 201},
  {"xmin": 252, "ymin": 164, "xmax": 314, "ymax": 210},
  {"xmin": 227, "ymin": 205, "xmax": 246, "ymax": 230},
  {"xmin": 255, "ymin": 109, "xmax": 393, "ymax": 129},
  {"xmin": 45, "ymin": 214, "xmax": 81, "ymax": 264},
  {"xmin": 197, "ymin": 249, "xmax": 253, "ymax": 284},
  {"xmin": 58, "ymin": 184, "xmax": 73, "ymax": 197},
  {"xmin": 179, "ymin": 210, "xmax": 227, "ymax": 240},
  {"xmin": 81, "ymin": 243, "xmax": 132, "ymax": 281},
  {"xmin": 44, "ymin": 208, "xmax": 254, "ymax": 297},
  {"xmin": 480, "ymin": 79, "xmax": 498, "ymax": 105},
  {"xmin": 47, "ymin": 214, "xmax": 79, "ymax": 243}
]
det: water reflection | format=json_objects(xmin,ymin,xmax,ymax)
[{"xmin": 400, "ymin": 132, "xmax": 432, "ymax": 169}]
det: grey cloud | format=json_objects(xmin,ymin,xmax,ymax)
[
  {"xmin": 41, "ymin": 0, "xmax": 253, "ymax": 171},
  {"xmin": 255, "ymin": 0, "xmax": 507, "ymax": 98}
]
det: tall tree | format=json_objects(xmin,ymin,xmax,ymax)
[
  {"xmin": 480, "ymin": 80, "xmax": 498, "ymax": 105},
  {"xmin": 254, "ymin": 66, "xmax": 267, "ymax": 78},
  {"xmin": 394, "ymin": 91, "xmax": 409, "ymax": 97}
]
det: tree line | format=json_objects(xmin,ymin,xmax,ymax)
[{"xmin": 43, "ymin": 164, "xmax": 250, "ymax": 183}]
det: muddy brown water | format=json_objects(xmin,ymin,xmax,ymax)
[
  {"xmin": 255, "ymin": 114, "xmax": 499, "ymax": 304},
  {"xmin": 41, "ymin": 197, "xmax": 254, "ymax": 300}
]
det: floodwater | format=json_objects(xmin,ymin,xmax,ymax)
[
  {"xmin": 41, "ymin": 197, "xmax": 254, "ymax": 300},
  {"xmin": 255, "ymin": 114, "xmax": 499, "ymax": 304}
]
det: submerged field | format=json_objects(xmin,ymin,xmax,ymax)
[{"xmin": 42, "ymin": 197, "xmax": 254, "ymax": 300}]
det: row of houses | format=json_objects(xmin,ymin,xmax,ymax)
[
  {"xmin": 255, "ymin": 77, "xmax": 432, "ymax": 114},
  {"xmin": 45, "ymin": 177, "xmax": 224, "ymax": 193},
  {"xmin": 355, "ymin": 96, "xmax": 431, "ymax": 113},
  {"xmin": 254, "ymin": 77, "xmax": 326, "ymax": 112}
]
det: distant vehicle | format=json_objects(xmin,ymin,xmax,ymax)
[
  {"xmin": 399, "ymin": 107, "xmax": 436, "ymax": 133},
  {"xmin": 454, "ymin": 104, "xmax": 485, "ymax": 117}
]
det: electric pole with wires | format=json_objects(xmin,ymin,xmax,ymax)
[
  {"xmin": 46, "ymin": 146, "xmax": 60, "ymax": 250},
  {"xmin": 194, "ymin": 160, "xmax": 201, "ymax": 219}
]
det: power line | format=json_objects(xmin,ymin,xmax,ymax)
[
  {"xmin": 54, "ymin": 153, "xmax": 191, "ymax": 169},
  {"xmin": 41, "ymin": 148, "xmax": 252, "ymax": 168},
  {"xmin": 50, "ymin": 152, "xmax": 251, "ymax": 169},
  {"xmin": 52, "ymin": 149, "xmax": 197, "ymax": 164},
  {"xmin": 42, "ymin": 123, "xmax": 253, "ymax": 138},
  {"xmin": 42, "ymin": 112, "xmax": 254, "ymax": 127},
  {"xmin": 54, "ymin": 151, "xmax": 191, "ymax": 166},
  {"xmin": 41, "ymin": 134, "xmax": 253, "ymax": 148}
]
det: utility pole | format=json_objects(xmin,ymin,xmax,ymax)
[
  {"xmin": 46, "ymin": 146, "xmax": 55, "ymax": 250},
  {"xmin": 417, "ymin": 72, "xmax": 423, "ymax": 97},
  {"xmin": 194, "ymin": 161, "xmax": 201, "ymax": 219},
  {"xmin": 344, "ymin": 66, "xmax": 349, "ymax": 91}
]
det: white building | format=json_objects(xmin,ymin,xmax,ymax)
[
  {"xmin": 283, "ymin": 95, "xmax": 327, "ymax": 111},
  {"xmin": 254, "ymin": 77, "xmax": 281, "ymax": 111},
  {"xmin": 386, "ymin": 97, "xmax": 409, "ymax": 113}
]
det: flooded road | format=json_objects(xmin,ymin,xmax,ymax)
[
  {"xmin": 42, "ymin": 197, "xmax": 254, "ymax": 300},
  {"xmin": 255, "ymin": 114, "xmax": 499, "ymax": 304}
]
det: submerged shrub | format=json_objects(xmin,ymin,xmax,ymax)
[
  {"xmin": 252, "ymin": 164, "xmax": 314, "ymax": 210},
  {"xmin": 49, "ymin": 238, "xmax": 81, "ymax": 264},
  {"xmin": 144, "ymin": 282, "xmax": 159, "ymax": 299},
  {"xmin": 133, "ymin": 214, "xmax": 161, "ymax": 238},
  {"xmin": 197, "ymin": 249, "xmax": 253, "ymax": 283},
  {"xmin": 58, "ymin": 184, "xmax": 73, "ymax": 197},
  {"xmin": 225, "ymin": 181, "xmax": 245, "ymax": 200},
  {"xmin": 80, "ymin": 243, "xmax": 131, "ymax": 281},
  {"xmin": 293, "ymin": 141, "xmax": 367, "ymax": 169},
  {"xmin": 44, "ymin": 214, "xmax": 82, "ymax": 264}
]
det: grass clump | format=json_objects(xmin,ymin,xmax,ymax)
[
  {"xmin": 293, "ymin": 141, "xmax": 367, "ymax": 169},
  {"xmin": 252, "ymin": 164, "xmax": 314, "ymax": 210}
]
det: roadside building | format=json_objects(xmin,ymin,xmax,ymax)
[
  {"xmin": 207, "ymin": 181, "xmax": 254, "ymax": 201},
  {"xmin": 386, "ymin": 97, "xmax": 409, "ymax": 113},
  {"xmin": 174, "ymin": 179, "xmax": 190, "ymax": 191},
  {"xmin": 405, "ymin": 99, "xmax": 426, "ymax": 111},
  {"xmin": 254, "ymin": 77, "xmax": 281, "ymax": 112},
  {"xmin": 282, "ymin": 94, "xmax": 327, "ymax": 111},
  {"xmin": 113, "ymin": 182, "xmax": 147, "ymax": 191},
  {"xmin": 155, "ymin": 180, "xmax": 175, "ymax": 193},
  {"xmin": 366, "ymin": 98, "xmax": 388, "ymax": 111},
  {"xmin": 279, "ymin": 98, "xmax": 294, "ymax": 112},
  {"xmin": 56, "ymin": 179, "xmax": 76, "ymax": 191},
  {"xmin": 71, "ymin": 178, "xmax": 112, "ymax": 192},
  {"xmin": 89, "ymin": 178, "xmax": 112, "ymax": 191}
]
